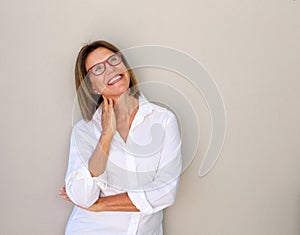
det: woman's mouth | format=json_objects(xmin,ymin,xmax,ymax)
[{"xmin": 107, "ymin": 74, "xmax": 123, "ymax": 86}]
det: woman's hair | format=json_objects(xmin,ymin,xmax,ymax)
[{"xmin": 75, "ymin": 40, "xmax": 140, "ymax": 121}]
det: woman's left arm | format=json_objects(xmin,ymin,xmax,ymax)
[
  {"xmin": 60, "ymin": 187, "xmax": 139, "ymax": 212},
  {"xmin": 83, "ymin": 193, "xmax": 139, "ymax": 212},
  {"xmin": 126, "ymin": 114, "xmax": 182, "ymax": 214}
]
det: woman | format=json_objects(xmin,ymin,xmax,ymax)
[{"xmin": 60, "ymin": 40, "xmax": 182, "ymax": 235}]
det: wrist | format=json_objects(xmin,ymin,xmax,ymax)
[
  {"xmin": 100, "ymin": 132, "xmax": 113, "ymax": 142},
  {"xmin": 98, "ymin": 133, "xmax": 113, "ymax": 157},
  {"xmin": 95, "ymin": 198, "xmax": 104, "ymax": 212}
]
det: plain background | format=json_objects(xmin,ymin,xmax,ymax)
[{"xmin": 0, "ymin": 0, "xmax": 299, "ymax": 234}]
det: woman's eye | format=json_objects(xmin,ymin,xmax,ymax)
[
  {"xmin": 109, "ymin": 56, "xmax": 119, "ymax": 64},
  {"xmin": 93, "ymin": 65, "xmax": 104, "ymax": 74}
]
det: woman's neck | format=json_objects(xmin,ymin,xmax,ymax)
[{"xmin": 112, "ymin": 92, "xmax": 139, "ymax": 120}]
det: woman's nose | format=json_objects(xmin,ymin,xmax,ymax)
[{"xmin": 105, "ymin": 63, "xmax": 116, "ymax": 72}]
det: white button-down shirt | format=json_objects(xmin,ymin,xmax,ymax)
[{"xmin": 65, "ymin": 94, "xmax": 182, "ymax": 235}]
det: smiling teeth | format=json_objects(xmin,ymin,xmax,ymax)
[{"xmin": 108, "ymin": 75, "xmax": 121, "ymax": 85}]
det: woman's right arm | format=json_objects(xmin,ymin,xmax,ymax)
[
  {"xmin": 88, "ymin": 97, "xmax": 115, "ymax": 177},
  {"xmin": 64, "ymin": 97, "xmax": 115, "ymax": 208},
  {"xmin": 64, "ymin": 127, "xmax": 105, "ymax": 208}
]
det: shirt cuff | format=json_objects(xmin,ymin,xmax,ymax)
[
  {"xmin": 92, "ymin": 171, "xmax": 108, "ymax": 191},
  {"xmin": 127, "ymin": 191, "xmax": 154, "ymax": 215},
  {"xmin": 67, "ymin": 165, "xmax": 93, "ymax": 185},
  {"xmin": 66, "ymin": 165, "xmax": 107, "ymax": 191}
]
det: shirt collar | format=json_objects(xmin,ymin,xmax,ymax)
[{"xmin": 137, "ymin": 93, "xmax": 154, "ymax": 118}]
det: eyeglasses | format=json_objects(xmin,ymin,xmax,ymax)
[{"xmin": 87, "ymin": 52, "xmax": 122, "ymax": 76}]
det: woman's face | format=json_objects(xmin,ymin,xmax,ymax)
[{"xmin": 85, "ymin": 47, "xmax": 130, "ymax": 98}]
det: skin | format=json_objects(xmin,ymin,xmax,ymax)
[{"xmin": 59, "ymin": 47, "xmax": 139, "ymax": 212}]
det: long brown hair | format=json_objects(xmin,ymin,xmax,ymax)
[{"xmin": 75, "ymin": 40, "xmax": 140, "ymax": 121}]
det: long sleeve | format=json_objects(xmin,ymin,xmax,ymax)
[
  {"xmin": 65, "ymin": 121, "xmax": 107, "ymax": 208},
  {"xmin": 127, "ymin": 114, "xmax": 182, "ymax": 215}
]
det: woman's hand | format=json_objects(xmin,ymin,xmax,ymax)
[
  {"xmin": 101, "ymin": 96, "xmax": 116, "ymax": 139},
  {"xmin": 59, "ymin": 186, "xmax": 72, "ymax": 203}
]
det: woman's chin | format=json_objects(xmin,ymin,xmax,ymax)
[{"xmin": 102, "ymin": 86, "xmax": 130, "ymax": 98}]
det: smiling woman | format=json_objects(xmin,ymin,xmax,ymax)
[
  {"xmin": 86, "ymin": 49, "xmax": 129, "ymax": 96},
  {"xmin": 74, "ymin": 40, "xmax": 140, "ymax": 121},
  {"xmin": 59, "ymin": 40, "xmax": 182, "ymax": 235}
]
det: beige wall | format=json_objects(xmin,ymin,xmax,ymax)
[{"xmin": 0, "ymin": 0, "xmax": 299, "ymax": 234}]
